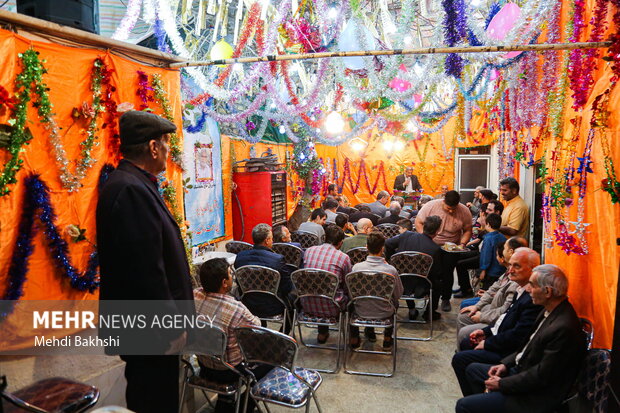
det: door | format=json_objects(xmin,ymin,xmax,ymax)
[{"xmin": 456, "ymin": 155, "xmax": 490, "ymax": 204}]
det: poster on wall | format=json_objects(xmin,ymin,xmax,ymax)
[{"xmin": 182, "ymin": 106, "xmax": 225, "ymax": 249}]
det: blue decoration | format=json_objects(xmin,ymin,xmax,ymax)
[
  {"xmin": 1, "ymin": 167, "xmax": 112, "ymax": 318},
  {"xmin": 442, "ymin": 0, "xmax": 468, "ymax": 77},
  {"xmin": 186, "ymin": 110, "xmax": 208, "ymax": 133},
  {"xmin": 485, "ymin": 3, "xmax": 502, "ymax": 29},
  {"xmin": 153, "ymin": 18, "xmax": 173, "ymax": 54}
]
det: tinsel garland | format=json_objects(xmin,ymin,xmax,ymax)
[
  {"xmin": 334, "ymin": 158, "xmax": 388, "ymax": 195},
  {"xmin": 442, "ymin": 0, "xmax": 467, "ymax": 77},
  {"xmin": 291, "ymin": 125, "xmax": 325, "ymax": 192},
  {"xmin": 1, "ymin": 171, "xmax": 107, "ymax": 318},
  {"xmin": 151, "ymin": 74, "xmax": 183, "ymax": 167},
  {"xmin": 97, "ymin": 58, "xmax": 121, "ymax": 163},
  {"xmin": 136, "ymin": 70, "xmax": 155, "ymax": 110}
]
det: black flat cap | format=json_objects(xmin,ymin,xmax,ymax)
[{"xmin": 119, "ymin": 110, "xmax": 177, "ymax": 147}]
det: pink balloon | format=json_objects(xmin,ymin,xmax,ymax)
[{"xmin": 486, "ymin": 3, "xmax": 522, "ymax": 58}]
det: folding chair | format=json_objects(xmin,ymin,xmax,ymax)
[
  {"xmin": 1, "ymin": 376, "xmax": 99, "ymax": 413},
  {"xmin": 343, "ymin": 271, "xmax": 398, "ymax": 377},
  {"xmin": 580, "ymin": 318, "xmax": 594, "ymax": 350},
  {"xmin": 376, "ymin": 223, "xmax": 401, "ymax": 239},
  {"xmin": 291, "ymin": 269, "xmax": 343, "ymax": 373},
  {"xmin": 235, "ymin": 326, "xmax": 323, "ymax": 413},
  {"xmin": 561, "ymin": 349, "xmax": 611, "ymax": 413},
  {"xmin": 179, "ymin": 326, "xmax": 249, "ymax": 413},
  {"xmin": 291, "ymin": 231, "xmax": 321, "ymax": 249},
  {"xmin": 389, "ymin": 252, "xmax": 434, "ymax": 341},
  {"xmin": 226, "ymin": 240, "xmax": 253, "ymax": 254},
  {"xmin": 346, "ymin": 247, "xmax": 369, "ymax": 266},
  {"xmin": 235, "ymin": 265, "xmax": 288, "ymax": 330},
  {"xmin": 272, "ymin": 243, "xmax": 303, "ymax": 274}
]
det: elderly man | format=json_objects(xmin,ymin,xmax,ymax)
[
  {"xmin": 385, "ymin": 215, "xmax": 443, "ymax": 320},
  {"xmin": 378, "ymin": 201, "xmax": 402, "ymax": 225},
  {"xmin": 350, "ymin": 232, "xmax": 403, "ymax": 350},
  {"xmin": 234, "ymin": 223, "xmax": 294, "ymax": 322},
  {"xmin": 415, "ymin": 190, "xmax": 473, "ymax": 312},
  {"xmin": 299, "ymin": 208, "xmax": 327, "ymax": 240},
  {"xmin": 466, "ymin": 186, "xmax": 486, "ymax": 215},
  {"xmin": 366, "ymin": 190, "xmax": 390, "ymax": 217},
  {"xmin": 455, "ymin": 264, "xmax": 586, "ymax": 413},
  {"xmin": 304, "ymin": 225, "xmax": 352, "ymax": 343},
  {"xmin": 393, "ymin": 166, "xmax": 422, "ymax": 192},
  {"xmin": 457, "ymin": 236, "xmax": 528, "ymax": 343},
  {"xmin": 435, "ymin": 185, "xmax": 450, "ymax": 199},
  {"xmin": 341, "ymin": 218, "xmax": 373, "ymax": 253},
  {"xmin": 499, "ymin": 177, "xmax": 530, "ymax": 238},
  {"xmin": 451, "ymin": 248, "xmax": 543, "ymax": 397},
  {"xmin": 272, "ymin": 224, "xmax": 303, "ymax": 250},
  {"xmin": 97, "ymin": 111, "xmax": 193, "ymax": 413}
]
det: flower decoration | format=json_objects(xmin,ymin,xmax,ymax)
[
  {"xmin": 66, "ymin": 224, "xmax": 87, "ymax": 243},
  {"xmin": 116, "ymin": 102, "xmax": 135, "ymax": 113},
  {"xmin": 0, "ymin": 84, "xmax": 17, "ymax": 114},
  {"xmin": 282, "ymin": 18, "xmax": 324, "ymax": 54}
]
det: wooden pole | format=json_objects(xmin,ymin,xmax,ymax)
[
  {"xmin": 170, "ymin": 41, "xmax": 612, "ymax": 68},
  {"xmin": 0, "ymin": 9, "xmax": 185, "ymax": 67}
]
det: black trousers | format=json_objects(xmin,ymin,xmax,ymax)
[
  {"xmin": 455, "ymin": 251, "xmax": 480, "ymax": 293},
  {"xmin": 121, "ymin": 355, "xmax": 180, "ymax": 413},
  {"xmin": 439, "ymin": 250, "xmax": 461, "ymax": 300}
]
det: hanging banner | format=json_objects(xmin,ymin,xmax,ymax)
[{"xmin": 182, "ymin": 106, "xmax": 226, "ymax": 246}]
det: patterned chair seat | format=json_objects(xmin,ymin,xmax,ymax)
[
  {"xmin": 252, "ymin": 367, "xmax": 321, "ymax": 406},
  {"xmin": 297, "ymin": 312, "xmax": 338, "ymax": 324},
  {"xmin": 187, "ymin": 375, "xmax": 238, "ymax": 394},
  {"xmin": 4, "ymin": 378, "xmax": 99, "ymax": 413},
  {"xmin": 350, "ymin": 314, "xmax": 394, "ymax": 326}
]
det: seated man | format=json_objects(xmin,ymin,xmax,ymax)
[
  {"xmin": 299, "ymin": 208, "xmax": 327, "ymax": 240},
  {"xmin": 396, "ymin": 218, "xmax": 413, "ymax": 233},
  {"xmin": 452, "ymin": 248, "xmax": 543, "ymax": 396},
  {"xmin": 349, "ymin": 204, "xmax": 379, "ymax": 225},
  {"xmin": 234, "ymin": 224, "xmax": 294, "ymax": 323},
  {"xmin": 341, "ymin": 218, "xmax": 373, "ymax": 253},
  {"xmin": 326, "ymin": 183, "xmax": 338, "ymax": 198},
  {"xmin": 350, "ymin": 232, "xmax": 403, "ymax": 350},
  {"xmin": 378, "ymin": 201, "xmax": 402, "ymax": 225},
  {"xmin": 335, "ymin": 213, "xmax": 357, "ymax": 237},
  {"xmin": 385, "ymin": 215, "xmax": 443, "ymax": 320},
  {"xmin": 336, "ymin": 194, "xmax": 356, "ymax": 216},
  {"xmin": 194, "ymin": 258, "xmax": 269, "ymax": 413},
  {"xmin": 273, "ymin": 224, "xmax": 302, "ymax": 248},
  {"xmin": 391, "ymin": 195, "xmax": 412, "ymax": 219},
  {"xmin": 324, "ymin": 198, "xmax": 340, "ymax": 224},
  {"xmin": 457, "ymin": 236, "xmax": 528, "ymax": 345},
  {"xmin": 303, "ymin": 224, "xmax": 352, "ymax": 343},
  {"xmin": 455, "ymin": 264, "xmax": 586, "ymax": 413},
  {"xmin": 366, "ymin": 190, "xmax": 390, "ymax": 217}
]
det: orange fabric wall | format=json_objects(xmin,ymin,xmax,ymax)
[{"xmin": 0, "ymin": 28, "xmax": 183, "ymax": 308}]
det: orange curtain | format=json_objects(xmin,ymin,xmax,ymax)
[{"xmin": 0, "ymin": 28, "xmax": 183, "ymax": 307}]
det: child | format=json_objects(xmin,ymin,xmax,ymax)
[{"xmin": 478, "ymin": 213, "xmax": 507, "ymax": 289}]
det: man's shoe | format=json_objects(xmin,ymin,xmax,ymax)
[
  {"xmin": 441, "ymin": 299, "xmax": 452, "ymax": 312},
  {"xmin": 364, "ymin": 327, "xmax": 377, "ymax": 342},
  {"xmin": 349, "ymin": 336, "xmax": 361, "ymax": 349},
  {"xmin": 454, "ymin": 290, "xmax": 474, "ymax": 298},
  {"xmin": 423, "ymin": 311, "xmax": 441, "ymax": 321},
  {"xmin": 382, "ymin": 337, "xmax": 394, "ymax": 351},
  {"xmin": 317, "ymin": 332, "xmax": 329, "ymax": 344},
  {"xmin": 408, "ymin": 309, "xmax": 419, "ymax": 320}
]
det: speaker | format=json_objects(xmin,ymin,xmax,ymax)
[{"xmin": 17, "ymin": 0, "xmax": 100, "ymax": 34}]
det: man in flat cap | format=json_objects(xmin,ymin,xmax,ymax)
[{"xmin": 97, "ymin": 111, "xmax": 193, "ymax": 413}]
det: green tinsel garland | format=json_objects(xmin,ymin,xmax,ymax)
[{"xmin": 151, "ymin": 74, "xmax": 183, "ymax": 168}]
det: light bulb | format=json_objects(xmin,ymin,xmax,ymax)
[
  {"xmin": 279, "ymin": 125, "xmax": 286, "ymax": 134},
  {"xmin": 351, "ymin": 142, "xmax": 364, "ymax": 152},
  {"xmin": 325, "ymin": 111, "xmax": 345, "ymax": 135},
  {"xmin": 383, "ymin": 140, "xmax": 394, "ymax": 152},
  {"xmin": 395, "ymin": 141, "xmax": 405, "ymax": 151}
]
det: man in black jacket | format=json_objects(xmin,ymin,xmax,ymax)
[
  {"xmin": 234, "ymin": 223, "xmax": 294, "ymax": 325},
  {"xmin": 393, "ymin": 166, "xmax": 422, "ymax": 192},
  {"xmin": 385, "ymin": 215, "xmax": 443, "ymax": 319},
  {"xmin": 97, "ymin": 111, "xmax": 194, "ymax": 413},
  {"xmin": 452, "ymin": 248, "xmax": 543, "ymax": 397},
  {"xmin": 455, "ymin": 264, "xmax": 586, "ymax": 413}
]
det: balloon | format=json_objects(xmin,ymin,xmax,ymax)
[
  {"xmin": 210, "ymin": 40, "xmax": 234, "ymax": 67},
  {"xmin": 486, "ymin": 3, "xmax": 522, "ymax": 58},
  {"xmin": 338, "ymin": 18, "xmax": 377, "ymax": 70}
]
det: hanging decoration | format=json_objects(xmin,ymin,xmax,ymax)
[
  {"xmin": 334, "ymin": 158, "xmax": 388, "ymax": 196},
  {"xmin": 151, "ymin": 74, "xmax": 183, "ymax": 167}
]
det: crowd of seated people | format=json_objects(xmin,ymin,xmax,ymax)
[{"xmin": 191, "ymin": 177, "xmax": 588, "ymax": 413}]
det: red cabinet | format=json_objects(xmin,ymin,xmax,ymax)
[{"xmin": 232, "ymin": 171, "xmax": 287, "ymax": 242}]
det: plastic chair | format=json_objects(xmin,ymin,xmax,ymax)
[
  {"xmin": 346, "ymin": 247, "xmax": 369, "ymax": 266},
  {"xmin": 179, "ymin": 326, "xmax": 249, "ymax": 413},
  {"xmin": 291, "ymin": 231, "xmax": 321, "ymax": 249},
  {"xmin": 343, "ymin": 271, "xmax": 398, "ymax": 377},
  {"xmin": 272, "ymin": 243, "xmax": 303, "ymax": 270},
  {"xmin": 226, "ymin": 240, "xmax": 253, "ymax": 254},
  {"xmin": 396, "ymin": 274, "xmax": 433, "ymax": 341},
  {"xmin": 389, "ymin": 251, "xmax": 433, "ymax": 276},
  {"xmin": 291, "ymin": 269, "xmax": 343, "ymax": 373},
  {"xmin": 1, "ymin": 376, "xmax": 99, "ymax": 413},
  {"xmin": 235, "ymin": 326, "xmax": 323, "ymax": 413},
  {"xmin": 376, "ymin": 223, "xmax": 401, "ymax": 239},
  {"xmin": 235, "ymin": 265, "xmax": 288, "ymax": 329}
]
